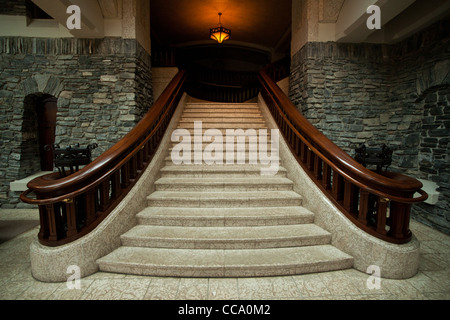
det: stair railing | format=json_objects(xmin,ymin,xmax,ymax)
[
  {"xmin": 21, "ymin": 70, "xmax": 187, "ymax": 247},
  {"xmin": 258, "ymin": 69, "xmax": 427, "ymax": 244}
]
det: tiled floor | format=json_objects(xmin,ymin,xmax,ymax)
[{"xmin": 0, "ymin": 209, "xmax": 449, "ymax": 300}]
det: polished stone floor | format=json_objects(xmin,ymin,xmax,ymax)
[{"xmin": 0, "ymin": 209, "xmax": 449, "ymax": 300}]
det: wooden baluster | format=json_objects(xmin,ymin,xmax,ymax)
[
  {"xmin": 137, "ymin": 148, "xmax": 144, "ymax": 171},
  {"xmin": 332, "ymin": 172, "xmax": 344, "ymax": 202},
  {"xmin": 358, "ymin": 189, "xmax": 369, "ymax": 225},
  {"xmin": 343, "ymin": 180, "xmax": 358, "ymax": 215},
  {"xmin": 314, "ymin": 155, "xmax": 322, "ymax": 180},
  {"xmin": 37, "ymin": 204, "xmax": 49, "ymax": 240},
  {"xmin": 121, "ymin": 163, "xmax": 130, "ymax": 188},
  {"xmin": 322, "ymin": 163, "xmax": 332, "ymax": 190},
  {"xmin": 389, "ymin": 201, "xmax": 411, "ymax": 240},
  {"xmin": 130, "ymin": 155, "xmax": 138, "ymax": 179},
  {"xmin": 143, "ymin": 141, "xmax": 150, "ymax": 163},
  {"xmin": 307, "ymin": 148, "xmax": 314, "ymax": 171},
  {"xmin": 376, "ymin": 197, "xmax": 389, "ymax": 235},
  {"xmin": 295, "ymin": 136, "xmax": 300, "ymax": 157},
  {"xmin": 64, "ymin": 198, "xmax": 77, "ymax": 238},
  {"xmin": 46, "ymin": 204, "xmax": 59, "ymax": 241},
  {"xmin": 85, "ymin": 189, "xmax": 97, "ymax": 225},
  {"xmin": 111, "ymin": 170, "xmax": 122, "ymax": 200},
  {"xmin": 301, "ymin": 143, "xmax": 307, "ymax": 163},
  {"xmin": 99, "ymin": 180, "xmax": 110, "ymax": 212}
]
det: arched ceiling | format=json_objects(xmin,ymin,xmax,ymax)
[{"xmin": 150, "ymin": 0, "xmax": 292, "ymax": 58}]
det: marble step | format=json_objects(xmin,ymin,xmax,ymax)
[
  {"xmin": 120, "ymin": 224, "xmax": 331, "ymax": 249},
  {"xmin": 154, "ymin": 177, "xmax": 293, "ymax": 191},
  {"xmin": 185, "ymin": 103, "xmax": 259, "ymax": 108},
  {"xmin": 136, "ymin": 206, "xmax": 315, "ymax": 227},
  {"xmin": 177, "ymin": 122, "xmax": 266, "ymax": 128},
  {"xmin": 146, "ymin": 191, "xmax": 303, "ymax": 208},
  {"xmin": 159, "ymin": 165, "xmax": 288, "ymax": 178},
  {"xmin": 164, "ymin": 156, "xmax": 280, "ymax": 166},
  {"xmin": 97, "ymin": 245, "xmax": 354, "ymax": 277},
  {"xmin": 181, "ymin": 114, "xmax": 264, "ymax": 120}
]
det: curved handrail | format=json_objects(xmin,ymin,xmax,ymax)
[
  {"xmin": 21, "ymin": 69, "xmax": 187, "ymax": 246},
  {"xmin": 258, "ymin": 68, "xmax": 427, "ymax": 243}
]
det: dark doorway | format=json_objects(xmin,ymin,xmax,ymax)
[
  {"xmin": 36, "ymin": 95, "xmax": 58, "ymax": 171},
  {"xmin": 22, "ymin": 93, "xmax": 58, "ymax": 175}
]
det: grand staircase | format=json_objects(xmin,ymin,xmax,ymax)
[{"xmin": 96, "ymin": 101, "xmax": 354, "ymax": 277}]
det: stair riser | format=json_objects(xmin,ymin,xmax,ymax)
[
  {"xmin": 147, "ymin": 198, "xmax": 302, "ymax": 208},
  {"xmin": 160, "ymin": 171, "xmax": 287, "ymax": 178},
  {"xmin": 154, "ymin": 183, "xmax": 292, "ymax": 192},
  {"xmin": 121, "ymin": 235, "xmax": 331, "ymax": 250},
  {"xmin": 177, "ymin": 124, "xmax": 267, "ymax": 129},
  {"xmin": 137, "ymin": 216, "xmax": 314, "ymax": 227},
  {"xmin": 97, "ymin": 259, "xmax": 354, "ymax": 278},
  {"xmin": 183, "ymin": 109, "xmax": 260, "ymax": 113}
]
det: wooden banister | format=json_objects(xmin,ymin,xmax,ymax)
[
  {"xmin": 21, "ymin": 70, "xmax": 187, "ymax": 246},
  {"xmin": 258, "ymin": 69, "xmax": 427, "ymax": 244}
]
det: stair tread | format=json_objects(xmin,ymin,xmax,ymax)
[
  {"xmin": 155, "ymin": 177, "xmax": 292, "ymax": 185},
  {"xmin": 122, "ymin": 224, "xmax": 330, "ymax": 241},
  {"xmin": 136, "ymin": 206, "xmax": 315, "ymax": 227},
  {"xmin": 160, "ymin": 165, "xmax": 287, "ymax": 172},
  {"xmin": 97, "ymin": 245, "xmax": 354, "ymax": 277},
  {"xmin": 147, "ymin": 190, "xmax": 302, "ymax": 200},
  {"xmin": 137, "ymin": 206, "xmax": 313, "ymax": 219}
]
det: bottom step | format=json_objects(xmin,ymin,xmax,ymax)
[{"xmin": 97, "ymin": 245, "xmax": 353, "ymax": 278}]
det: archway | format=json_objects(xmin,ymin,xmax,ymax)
[{"xmin": 21, "ymin": 93, "xmax": 58, "ymax": 174}]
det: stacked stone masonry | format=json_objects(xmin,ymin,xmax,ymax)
[
  {"xmin": 289, "ymin": 20, "xmax": 449, "ymax": 234},
  {"xmin": 0, "ymin": 37, "xmax": 152, "ymax": 208}
]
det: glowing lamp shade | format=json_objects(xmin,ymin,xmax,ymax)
[{"xmin": 210, "ymin": 13, "xmax": 231, "ymax": 44}]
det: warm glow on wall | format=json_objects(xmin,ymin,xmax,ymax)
[{"xmin": 210, "ymin": 12, "xmax": 231, "ymax": 43}]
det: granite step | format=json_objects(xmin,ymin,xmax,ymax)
[
  {"xmin": 97, "ymin": 245, "xmax": 354, "ymax": 278},
  {"xmin": 120, "ymin": 224, "xmax": 331, "ymax": 249},
  {"xmin": 135, "ymin": 206, "xmax": 315, "ymax": 227},
  {"xmin": 146, "ymin": 191, "xmax": 303, "ymax": 208},
  {"xmin": 159, "ymin": 165, "xmax": 288, "ymax": 178},
  {"xmin": 154, "ymin": 177, "xmax": 293, "ymax": 191}
]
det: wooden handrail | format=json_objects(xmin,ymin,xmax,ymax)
[
  {"xmin": 258, "ymin": 69, "xmax": 427, "ymax": 243},
  {"xmin": 21, "ymin": 69, "xmax": 187, "ymax": 246}
]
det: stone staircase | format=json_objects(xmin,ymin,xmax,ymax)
[{"xmin": 97, "ymin": 101, "xmax": 353, "ymax": 277}]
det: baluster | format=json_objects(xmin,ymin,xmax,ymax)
[
  {"xmin": 46, "ymin": 203, "xmax": 59, "ymax": 241},
  {"xmin": 343, "ymin": 180, "xmax": 358, "ymax": 215},
  {"xmin": 143, "ymin": 140, "xmax": 150, "ymax": 163},
  {"xmin": 300, "ymin": 143, "xmax": 307, "ymax": 163},
  {"xmin": 85, "ymin": 189, "xmax": 97, "ymax": 225},
  {"xmin": 137, "ymin": 148, "xmax": 144, "ymax": 171},
  {"xmin": 37, "ymin": 204, "xmax": 49, "ymax": 240},
  {"xmin": 389, "ymin": 201, "xmax": 411, "ymax": 240},
  {"xmin": 306, "ymin": 148, "xmax": 314, "ymax": 171},
  {"xmin": 358, "ymin": 189, "xmax": 369, "ymax": 225},
  {"xmin": 99, "ymin": 180, "xmax": 110, "ymax": 212},
  {"xmin": 322, "ymin": 163, "xmax": 331, "ymax": 190},
  {"xmin": 314, "ymin": 155, "xmax": 322, "ymax": 180},
  {"xmin": 111, "ymin": 170, "xmax": 122, "ymax": 200},
  {"xmin": 64, "ymin": 198, "xmax": 77, "ymax": 237},
  {"xmin": 121, "ymin": 163, "xmax": 130, "ymax": 188},
  {"xmin": 332, "ymin": 172, "xmax": 344, "ymax": 202},
  {"xmin": 375, "ymin": 197, "xmax": 389, "ymax": 235},
  {"xmin": 130, "ymin": 155, "xmax": 138, "ymax": 179}
]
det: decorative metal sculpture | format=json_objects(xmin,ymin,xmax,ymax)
[{"xmin": 45, "ymin": 143, "xmax": 98, "ymax": 177}]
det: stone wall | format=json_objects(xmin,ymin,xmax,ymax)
[
  {"xmin": 0, "ymin": 37, "xmax": 152, "ymax": 208},
  {"xmin": 0, "ymin": 0, "xmax": 26, "ymax": 16},
  {"xmin": 414, "ymin": 87, "xmax": 449, "ymax": 234},
  {"xmin": 289, "ymin": 19, "xmax": 450, "ymax": 234}
]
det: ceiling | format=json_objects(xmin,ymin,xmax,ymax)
[{"xmin": 150, "ymin": 0, "xmax": 292, "ymax": 57}]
